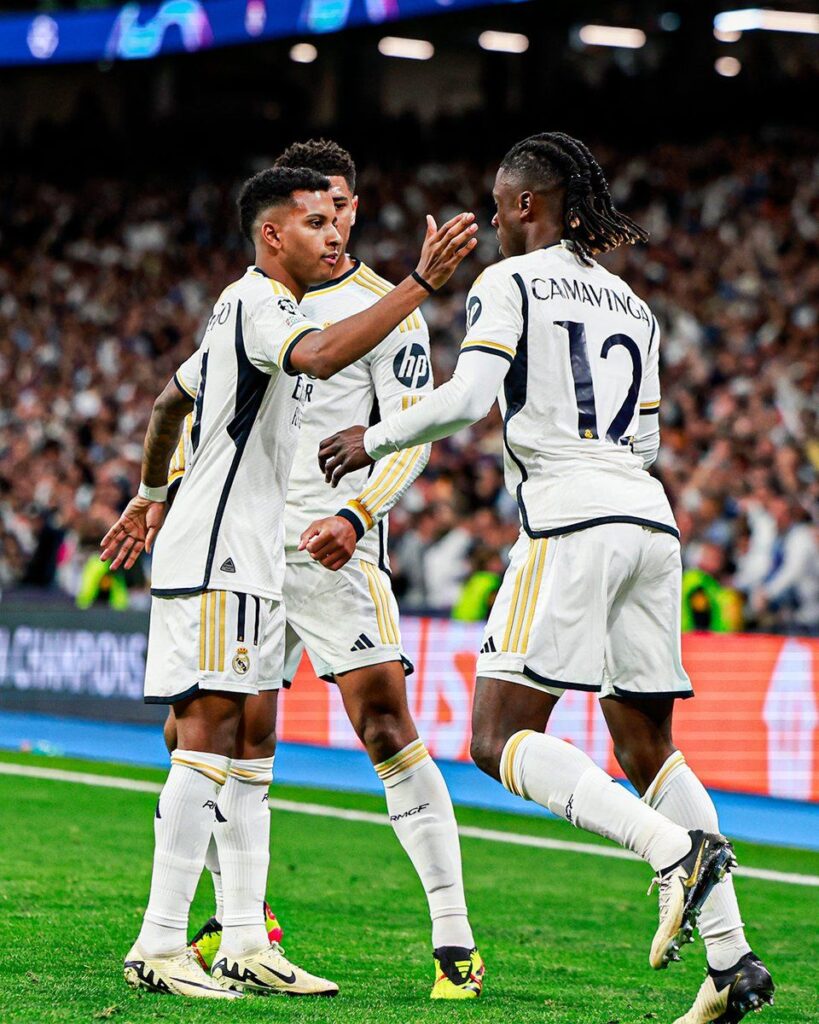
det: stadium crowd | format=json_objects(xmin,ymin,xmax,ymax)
[{"xmin": 1, "ymin": 134, "xmax": 817, "ymax": 632}]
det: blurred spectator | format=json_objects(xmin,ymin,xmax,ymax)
[
  {"xmin": 452, "ymin": 543, "xmax": 504, "ymax": 622},
  {"xmin": 737, "ymin": 498, "xmax": 819, "ymax": 630},
  {"xmin": 681, "ymin": 542, "xmax": 743, "ymax": 633},
  {"xmin": 1, "ymin": 133, "xmax": 816, "ymax": 633}
]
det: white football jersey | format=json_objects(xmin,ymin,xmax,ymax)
[
  {"xmin": 151, "ymin": 267, "xmax": 321, "ymax": 600},
  {"xmin": 461, "ymin": 242, "xmax": 676, "ymax": 537},
  {"xmin": 285, "ymin": 259, "xmax": 432, "ymax": 567}
]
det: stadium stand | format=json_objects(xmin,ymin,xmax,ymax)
[{"xmin": 1, "ymin": 133, "xmax": 816, "ymax": 632}]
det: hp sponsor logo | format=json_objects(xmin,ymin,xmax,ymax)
[{"xmin": 393, "ymin": 343, "xmax": 430, "ymax": 388}]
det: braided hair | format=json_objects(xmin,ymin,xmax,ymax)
[{"xmin": 499, "ymin": 132, "xmax": 648, "ymax": 265}]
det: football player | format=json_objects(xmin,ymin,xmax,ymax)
[
  {"xmin": 101, "ymin": 166, "xmax": 476, "ymax": 999},
  {"xmin": 167, "ymin": 139, "xmax": 484, "ymax": 1000},
  {"xmin": 316, "ymin": 132, "xmax": 773, "ymax": 1023}
]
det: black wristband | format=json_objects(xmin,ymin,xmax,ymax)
[
  {"xmin": 336, "ymin": 507, "xmax": 366, "ymax": 541},
  {"xmin": 411, "ymin": 270, "xmax": 436, "ymax": 294}
]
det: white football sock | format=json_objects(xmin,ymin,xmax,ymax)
[
  {"xmin": 204, "ymin": 834, "xmax": 224, "ymax": 923},
  {"xmin": 501, "ymin": 731, "xmax": 692, "ymax": 871},
  {"xmin": 376, "ymin": 740, "xmax": 474, "ymax": 950},
  {"xmin": 213, "ymin": 756, "xmax": 274, "ymax": 957},
  {"xmin": 138, "ymin": 750, "xmax": 229, "ymax": 955},
  {"xmin": 643, "ymin": 752, "xmax": 751, "ymax": 970}
]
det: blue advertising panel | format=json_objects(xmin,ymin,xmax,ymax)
[{"xmin": 0, "ymin": 0, "xmax": 525, "ymax": 66}]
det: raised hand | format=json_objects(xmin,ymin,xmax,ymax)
[
  {"xmin": 415, "ymin": 212, "xmax": 478, "ymax": 291},
  {"xmin": 298, "ymin": 515, "xmax": 359, "ymax": 571},
  {"xmin": 100, "ymin": 496, "xmax": 166, "ymax": 571},
  {"xmin": 318, "ymin": 426, "xmax": 371, "ymax": 487}
]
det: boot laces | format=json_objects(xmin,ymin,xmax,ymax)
[{"xmin": 647, "ymin": 870, "xmax": 676, "ymax": 921}]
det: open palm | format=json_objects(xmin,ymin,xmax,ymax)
[{"xmin": 100, "ymin": 496, "xmax": 166, "ymax": 571}]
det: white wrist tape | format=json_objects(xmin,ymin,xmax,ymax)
[{"xmin": 138, "ymin": 481, "xmax": 169, "ymax": 502}]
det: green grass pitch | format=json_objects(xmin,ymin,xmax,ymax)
[{"xmin": 1, "ymin": 750, "xmax": 817, "ymax": 1024}]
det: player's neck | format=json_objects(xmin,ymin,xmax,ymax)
[
  {"xmin": 524, "ymin": 227, "xmax": 562, "ymax": 254},
  {"xmin": 254, "ymin": 254, "xmax": 307, "ymax": 302}
]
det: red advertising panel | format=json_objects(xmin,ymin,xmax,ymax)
[{"xmin": 278, "ymin": 621, "xmax": 819, "ymax": 802}]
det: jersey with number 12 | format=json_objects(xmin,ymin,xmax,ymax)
[{"xmin": 461, "ymin": 241, "xmax": 676, "ymax": 537}]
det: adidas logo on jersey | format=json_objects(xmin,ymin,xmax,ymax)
[
  {"xmin": 220, "ymin": 557, "xmax": 236, "ymax": 573},
  {"xmin": 479, "ymin": 637, "xmax": 497, "ymax": 654},
  {"xmin": 351, "ymin": 633, "xmax": 375, "ymax": 652}
]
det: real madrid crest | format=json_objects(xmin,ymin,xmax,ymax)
[{"xmin": 232, "ymin": 647, "xmax": 250, "ymax": 675}]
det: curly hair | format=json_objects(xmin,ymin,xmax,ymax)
[
  {"xmin": 500, "ymin": 132, "xmax": 648, "ymax": 265},
  {"xmin": 274, "ymin": 138, "xmax": 356, "ymax": 193},
  {"xmin": 237, "ymin": 166, "xmax": 330, "ymax": 242}
]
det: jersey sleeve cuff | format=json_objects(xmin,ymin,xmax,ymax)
[
  {"xmin": 460, "ymin": 340, "xmax": 515, "ymax": 365},
  {"xmin": 363, "ymin": 424, "xmax": 393, "ymax": 460},
  {"xmin": 173, "ymin": 373, "xmax": 197, "ymax": 399},
  {"xmin": 280, "ymin": 325, "xmax": 321, "ymax": 376},
  {"xmin": 336, "ymin": 504, "xmax": 369, "ymax": 540},
  {"xmin": 639, "ymin": 399, "xmax": 660, "ymax": 416}
]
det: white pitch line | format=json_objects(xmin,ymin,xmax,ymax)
[{"xmin": 2, "ymin": 761, "xmax": 818, "ymax": 888}]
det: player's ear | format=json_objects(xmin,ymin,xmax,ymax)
[
  {"xmin": 260, "ymin": 219, "xmax": 282, "ymax": 252},
  {"xmin": 350, "ymin": 195, "xmax": 359, "ymax": 226},
  {"xmin": 519, "ymin": 191, "xmax": 534, "ymax": 219}
]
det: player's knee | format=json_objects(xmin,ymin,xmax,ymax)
[
  {"xmin": 358, "ymin": 711, "xmax": 415, "ymax": 763},
  {"xmin": 613, "ymin": 740, "xmax": 670, "ymax": 797},
  {"xmin": 470, "ymin": 731, "xmax": 503, "ymax": 780},
  {"xmin": 237, "ymin": 730, "xmax": 277, "ymax": 760}
]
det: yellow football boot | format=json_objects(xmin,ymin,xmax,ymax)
[
  {"xmin": 430, "ymin": 946, "xmax": 485, "ymax": 999},
  {"xmin": 190, "ymin": 901, "xmax": 283, "ymax": 972}
]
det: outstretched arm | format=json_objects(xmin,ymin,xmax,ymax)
[
  {"xmin": 299, "ymin": 319, "xmax": 434, "ymax": 570},
  {"xmin": 100, "ymin": 378, "xmax": 194, "ymax": 570},
  {"xmin": 288, "ymin": 213, "xmax": 477, "ymax": 379},
  {"xmin": 317, "ymin": 349, "xmax": 508, "ymax": 487}
]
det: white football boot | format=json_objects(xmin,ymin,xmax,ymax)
[
  {"xmin": 673, "ymin": 953, "xmax": 774, "ymax": 1024},
  {"xmin": 211, "ymin": 941, "xmax": 338, "ymax": 996},
  {"xmin": 124, "ymin": 941, "xmax": 242, "ymax": 998},
  {"xmin": 649, "ymin": 830, "xmax": 736, "ymax": 970}
]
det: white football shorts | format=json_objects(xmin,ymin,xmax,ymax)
[
  {"xmin": 144, "ymin": 590, "xmax": 285, "ymax": 703},
  {"xmin": 476, "ymin": 523, "xmax": 692, "ymax": 700},
  {"xmin": 270, "ymin": 557, "xmax": 412, "ymax": 685}
]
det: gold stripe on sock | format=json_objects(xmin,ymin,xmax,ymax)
[
  {"xmin": 378, "ymin": 747, "xmax": 429, "ymax": 782},
  {"xmin": 644, "ymin": 751, "xmax": 686, "ymax": 806},
  {"xmin": 500, "ymin": 730, "xmax": 534, "ymax": 798},
  {"xmin": 171, "ymin": 754, "xmax": 227, "ymax": 786},
  {"xmin": 375, "ymin": 739, "xmax": 429, "ymax": 782},
  {"xmin": 228, "ymin": 765, "xmax": 272, "ymax": 783},
  {"xmin": 375, "ymin": 738, "xmax": 424, "ymax": 774}
]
